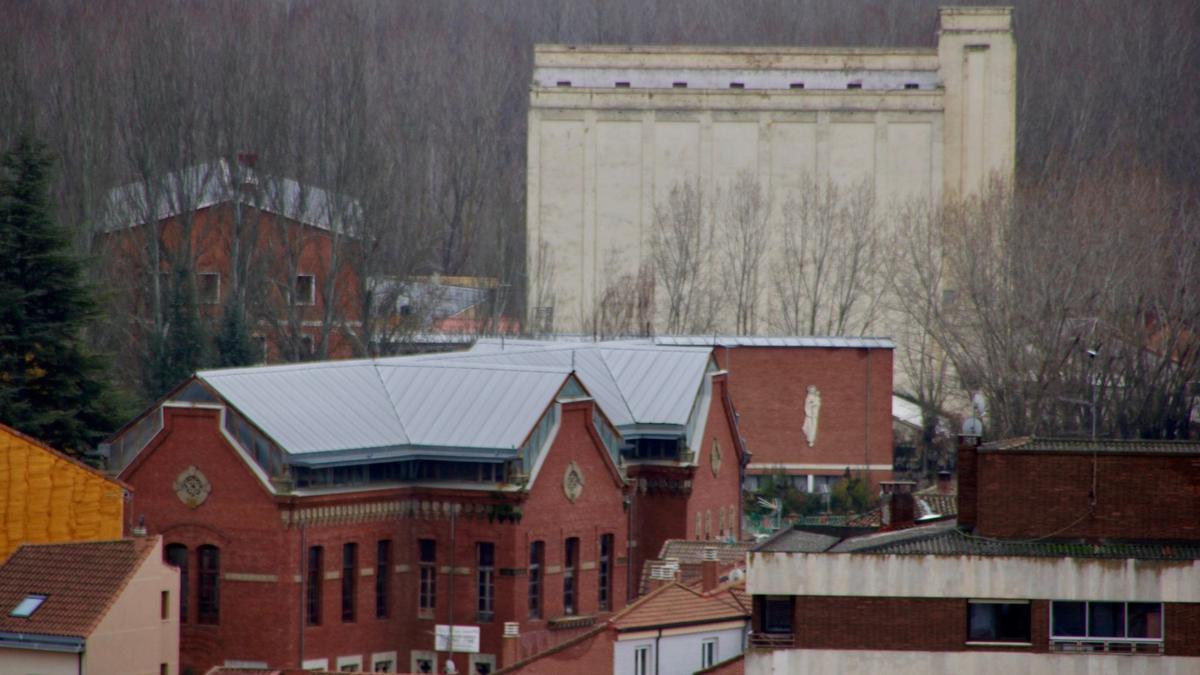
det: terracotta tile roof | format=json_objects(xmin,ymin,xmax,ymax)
[
  {"xmin": 639, "ymin": 539, "xmax": 752, "ymax": 594},
  {"xmin": 844, "ymin": 492, "xmax": 958, "ymax": 528},
  {"xmin": 613, "ymin": 580, "xmax": 749, "ymax": 631},
  {"xmin": 0, "ymin": 538, "xmax": 156, "ymax": 638}
]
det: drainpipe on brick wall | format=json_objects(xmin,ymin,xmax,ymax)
[
  {"xmin": 298, "ymin": 520, "xmax": 306, "ymax": 668},
  {"xmin": 863, "ymin": 348, "xmax": 871, "ymax": 483}
]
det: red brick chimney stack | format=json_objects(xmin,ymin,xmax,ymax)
[
  {"xmin": 880, "ymin": 481, "xmax": 917, "ymax": 530},
  {"xmin": 701, "ymin": 548, "xmax": 719, "ymax": 591},
  {"xmin": 501, "ymin": 622, "xmax": 520, "ymax": 669},
  {"xmin": 937, "ymin": 470, "xmax": 953, "ymax": 495}
]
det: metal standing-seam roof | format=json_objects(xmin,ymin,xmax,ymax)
[
  {"xmin": 101, "ymin": 159, "xmax": 360, "ymax": 233},
  {"xmin": 198, "ymin": 358, "xmax": 572, "ymax": 457},
  {"xmin": 464, "ymin": 339, "xmax": 714, "ymax": 427},
  {"xmin": 652, "ymin": 335, "xmax": 895, "ymax": 349}
]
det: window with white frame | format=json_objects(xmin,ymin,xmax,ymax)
[
  {"xmin": 1051, "ymin": 601, "xmax": 1163, "ymax": 645},
  {"xmin": 633, "ymin": 645, "xmax": 651, "ymax": 675},
  {"xmin": 295, "ymin": 274, "xmax": 316, "ymax": 305},
  {"xmin": 335, "ymin": 655, "xmax": 362, "ymax": 672},
  {"xmin": 469, "ymin": 653, "xmax": 496, "ymax": 675},
  {"xmin": 701, "ymin": 637, "xmax": 718, "ymax": 668},
  {"xmin": 370, "ymin": 651, "xmax": 397, "ymax": 672},
  {"xmin": 410, "ymin": 650, "xmax": 435, "ymax": 674},
  {"xmin": 967, "ymin": 600, "xmax": 1031, "ymax": 643}
]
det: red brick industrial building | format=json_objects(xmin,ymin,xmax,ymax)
[
  {"xmin": 106, "ymin": 341, "xmax": 749, "ymax": 673},
  {"xmin": 745, "ymin": 435, "xmax": 1200, "ymax": 673},
  {"xmin": 655, "ymin": 337, "xmax": 895, "ymax": 491}
]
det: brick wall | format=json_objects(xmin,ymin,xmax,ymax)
[
  {"xmin": 122, "ymin": 397, "xmax": 633, "ymax": 673},
  {"xmin": 752, "ymin": 595, "xmax": 1200, "ymax": 656},
  {"xmin": 715, "ymin": 346, "xmax": 892, "ymax": 483},
  {"xmin": 973, "ymin": 451, "xmax": 1200, "ymax": 540}
]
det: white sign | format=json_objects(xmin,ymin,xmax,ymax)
[{"xmin": 435, "ymin": 625, "xmax": 480, "ymax": 653}]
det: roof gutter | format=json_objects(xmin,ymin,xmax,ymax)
[{"xmin": 0, "ymin": 631, "xmax": 85, "ymax": 653}]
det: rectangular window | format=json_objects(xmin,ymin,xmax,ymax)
[
  {"xmin": 761, "ymin": 596, "xmax": 794, "ymax": 634},
  {"xmin": 1051, "ymin": 601, "xmax": 1162, "ymax": 642},
  {"xmin": 633, "ymin": 645, "xmax": 650, "ymax": 675},
  {"xmin": 342, "ymin": 543, "xmax": 357, "ymax": 622},
  {"xmin": 477, "ymin": 542, "xmax": 495, "ymax": 622},
  {"xmin": 295, "ymin": 274, "xmax": 316, "ymax": 305},
  {"xmin": 598, "ymin": 534, "xmax": 613, "ymax": 611},
  {"xmin": 563, "ymin": 537, "xmax": 579, "ymax": 615},
  {"xmin": 418, "ymin": 539, "xmax": 436, "ymax": 617},
  {"xmin": 528, "ymin": 541, "xmax": 543, "ymax": 620},
  {"xmin": 967, "ymin": 601, "xmax": 1031, "ymax": 643},
  {"xmin": 376, "ymin": 540, "xmax": 391, "ymax": 619},
  {"xmin": 701, "ymin": 638, "xmax": 717, "ymax": 668},
  {"xmin": 307, "ymin": 546, "xmax": 323, "ymax": 626},
  {"xmin": 197, "ymin": 272, "xmax": 220, "ymax": 304},
  {"xmin": 197, "ymin": 545, "xmax": 220, "ymax": 624},
  {"xmin": 164, "ymin": 544, "xmax": 188, "ymax": 623},
  {"xmin": 161, "ymin": 590, "xmax": 170, "ymax": 620}
]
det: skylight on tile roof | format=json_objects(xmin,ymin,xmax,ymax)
[{"xmin": 10, "ymin": 594, "xmax": 46, "ymax": 617}]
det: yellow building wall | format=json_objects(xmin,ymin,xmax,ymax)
[{"xmin": 0, "ymin": 426, "xmax": 125, "ymax": 561}]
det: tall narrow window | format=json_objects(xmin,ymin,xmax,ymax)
[
  {"xmin": 197, "ymin": 545, "xmax": 220, "ymax": 624},
  {"xmin": 563, "ymin": 537, "xmax": 579, "ymax": 615},
  {"xmin": 161, "ymin": 590, "xmax": 170, "ymax": 620},
  {"xmin": 633, "ymin": 645, "xmax": 650, "ymax": 675},
  {"xmin": 307, "ymin": 546, "xmax": 323, "ymax": 625},
  {"xmin": 477, "ymin": 542, "xmax": 495, "ymax": 622},
  {"xmin": 598, "ymin": 534, "xmax": 613, "ymax": 611},
  {"xmin": 701, "ymin": 638, "xmax": 718, "ymax": 668},
  {"xmin": 418, "ymin": 539, "xmax": 436, "ymax": 618},
  {"xmin": 528, "ymin": 541, "xmax": 544, "ymax": 620},
  {"xmin": 164, "ymin": 544, "xmax": 188, "ymax": 623},
  {"xmin": 342, "ymin": 543, "xmax": 357, "ymax": 622},
  {"xmin": 376, "ymin": 540, "xmax": 391, "ymax": 619},
  {"xmin": 295, "ymin": 274, "xmax": 316, "ymax": 305}
]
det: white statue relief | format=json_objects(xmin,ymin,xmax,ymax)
[{"xmin": 802, "ymin": 385, "xmax": 821, "ymax": 447}]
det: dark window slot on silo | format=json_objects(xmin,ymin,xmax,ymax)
[
  {"xmin": 847, "ymin": 82, "xmax": 863, "ymax": 90},
  {"xmin": 730, "ymin": 82, "xmax": 745, "ymax": 89},
  {"xmin": 615, "ymin": 81, "xmax": 630, "ymax": 88},
  {"xmin": 556, "ymin": 81, "xmax": 571, "ymax": 87},
  {"xmin": 905, "ymin": 83, "xmax": 919, "ymax": 90},
  {"xmin": 790, "ymin": 82, "xmax": 805, "ymax": 89},
  {"xmin": 673, "ymin": 82, "xmax": 688, "ymax": 88}
]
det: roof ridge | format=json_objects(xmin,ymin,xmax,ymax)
[{"xmin": 369, "ymin": 362, "xmax": 411, "ymax": 443}]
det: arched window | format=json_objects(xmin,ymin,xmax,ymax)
[
  {"xmin": 164, "ymin": 544, "xmax": 188, "ymax": 623},
  {"xmin": 197, "ymin": 545, "xmax": 220, "ymax": 624}
]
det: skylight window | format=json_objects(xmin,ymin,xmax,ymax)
[{"xmin": 11, "ymin": 594, "xmax": 46, "ymax": 617}]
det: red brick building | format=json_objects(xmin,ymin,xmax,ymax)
[
  {"xmin": 654, "ymin": 337, "xmax": 895, "ymax": 491},
  {"xmin": 106, "ymin": 341, "xmax": 746, "ymax": 673},
  {"xmin": 745, "ymin": 436, "xmax": 1200, "ymax": 673},
  {"xmin": 98, "ymin": 156, "xmax": 363, "ymax": 363}
]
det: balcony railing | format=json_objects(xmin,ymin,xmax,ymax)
[
  {"xmin": 749, "ymin": 632, "xmax": 795, "ymax": 649},
  {"xmin": 1051, "ymin": 640, "xmax": 1163, "ymax": 655}
]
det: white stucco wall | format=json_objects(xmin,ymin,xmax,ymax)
[
  {"xmin": 747, "ymin": 552, "xmax": 1200, "ymax": 602},
  {"xmin": 86, "ymin": 538, "xmax": 180, "ymax": 675},
  {"xmin": 746, "ymin": 649, "xmax": 1198, "ymax": 675},
  {"xmin": 614, "ymin": 623, "xmax": 746, "ymax": 675}
]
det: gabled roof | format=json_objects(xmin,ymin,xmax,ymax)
[
  {"xmin": 101, "ymin": 159, "xmax": 360, "ymax": 233},
  {"xmin": 464, "ymin": 339, "xmax": 714, "ymax": 428},
  {"xmin": 612, "ymin": 580, "xmax": 749, "ymax": 631},
  {"xmin": 197, "ymin": 359, "xmax": 574, "ymax": 457},
  {"xmin": 0, "ymin": 538, "xmax": 156, "ymax": 638}
]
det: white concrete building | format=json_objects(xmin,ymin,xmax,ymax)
[{"xmin": 526, "ymin": 6, "xmax": 1015, "ymax": 335}]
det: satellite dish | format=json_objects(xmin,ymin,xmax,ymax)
[{"xmin": 962, "ymin": 416, "xmax": 983, "ymax": 437}]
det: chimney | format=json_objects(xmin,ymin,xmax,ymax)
[
  {"xmin": 880, "ymin": 481, "xmax": 916, "ymax": 529},
  {"xmin": 501, "ymin": 622, "xmax": 520, "ymax": 669},
  {"xmin": 701, "ymin": 548, "xmax": 719, "ymax": 592},
  {"xmin": 937, "ymin": 470, "xmax": 953, "ymax": 495}
]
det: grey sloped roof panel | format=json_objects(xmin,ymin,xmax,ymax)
[
  {"xmin": 377, "ymin": 362, "xmax": 568, "ymax": 450},
  {"xmin": 426, "ymin": 344, "xmax": 635, "ymax": 426},
  {"xmin": 466, "ymin": 340, "xmax": 712, "ymax": 426},
  {"xmin": 597, "ymin": 345, "xmax": 711, "ymax": 424},
  {"xmin": 653, "ymin": 335, "xmax": 896, "ymax": 349},
  {"xmin": 199, "ymin": 360, "xmax": 410, "ymax": 455}
]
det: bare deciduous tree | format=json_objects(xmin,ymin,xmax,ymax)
[
  {"xmin": 715, "ymin": 171, "xmax": 771, "ymax": 335},
  {"xmin": 651, "ymin": 181, "xmax": 718, "ymax": 334}
]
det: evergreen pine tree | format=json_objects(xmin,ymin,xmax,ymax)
[
  {"xmin": 215, "ymin": 299, "xmax": 258, "ymax": 367},
  {"xmin": 0, "ymin": 135, "xmax": 123, "ymax": 455},
  {"xmin": 146, "ymin": 266, "xmax": 207, "ymax": 396}
]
